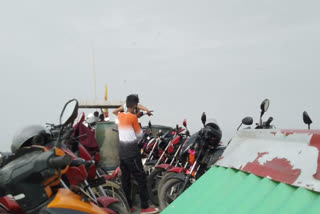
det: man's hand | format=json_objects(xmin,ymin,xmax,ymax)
[{"xmin": 146, "ymin": 110, "xmax": 153, "ymax": 116}]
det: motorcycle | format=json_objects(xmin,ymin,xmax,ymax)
[
  {"xmin": 157, "ymin": 113, "xmax": 225, "ymax": 210},
  {"xmin": 146, "ymin": 119, "xmax": 190, "ymax": 205},
  {"xmin": 72, "ymin": 113, "xmax": 130, "ymax": 212},
  {"xmin": 0, "ymin": 99, "xmax": 115, "ymax": 214},
  {"xmin": 236, "ymin": 99, "xmax": 275, "ymax": 131},
  {"xmin": 43, "ymin": 111, "xmax": 130, "ymax": 213}
]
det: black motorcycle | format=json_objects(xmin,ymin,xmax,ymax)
[{"xmin": 158, "ymin": 113, "xmax": 225, "ymax": 210}]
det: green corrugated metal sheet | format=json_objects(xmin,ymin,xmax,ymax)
[{"xmin": 162, "ymin": 166, "xmax": 320, "ymax": 214}]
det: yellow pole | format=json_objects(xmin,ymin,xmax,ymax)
[
  {"xmin": 92, "ymin": 49, "xmax": 96, "ymax": 100},
  {"xmin": 104, "ymin": 84, "xmax": 108, "ymax": 117}
]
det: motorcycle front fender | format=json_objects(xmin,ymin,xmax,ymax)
[
  {"xmin": 97, "ymin": 196, "xmax": 119, "ymax": 208},
  {"xmin": 103, "ymin": 180, "xmax": 121, "ymax": 189},
  {"xmin": 167, "ymin": 167, "xmax": 184, "ymax": 173},
  {"xmin": 155, "ymin": 164, "xmax": 171, "ymax": 170},
  {"xmin": 102, "ymin": 174, "xmax": 113, "ymax": 181},
  {"xmin": 110, "ymin": 167, "xmax": 121, "ymax": 179},
  {"xmin": 164, "ymin": 172, "xmax": 186, "ymax": 182}
]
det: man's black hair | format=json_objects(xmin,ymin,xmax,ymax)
[{"xmin": 126, "ymin": 94, "xmax": 139, "ymax": 108}]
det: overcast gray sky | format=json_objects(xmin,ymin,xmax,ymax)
[{"xmin": 1, "ymin": 0, "xmax": 319, "ymax": 151}]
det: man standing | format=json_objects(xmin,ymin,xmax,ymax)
[{"xmin": 116, "ymin": 94, "xmax": 158, "ymax": 214}]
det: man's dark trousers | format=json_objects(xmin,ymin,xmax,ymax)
[{"xmin": 120, "ymin": 155, "xmax": 149, "ymax": 209}]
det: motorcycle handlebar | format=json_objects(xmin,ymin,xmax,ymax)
[
  {"xmin": 255, "ymin": 116, "xmax": 274, "ymax": 129},
  {"xmin": 265, "ymin": 117, "xmax": 273, "ymax": 126},
  {"xmin": 46, "ymin": 123, "xmax": 62, "ymax": 130},
  {"xmin": 70, "ymin": 158, "xmax": 95, "ymax": 167},
  {"xmin": 48, "ymin": 155, "xmax": 72, "ymax": 169},
  {"xmin": 73, "ymin": 134, "xmax": 87, "ymax": 140}
]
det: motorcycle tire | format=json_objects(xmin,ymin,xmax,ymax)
[
  {"xmin": 158, "ymin": 178, "xmax": 185, "ymax": 211},
  {"xmin": 108, "ymin": 201, "xmax": 130, "ymax": 214},
  {"xmin": 147, "ymin": 167, "xmax": 166, "ymax": 206},
  {"xmin": 157, "ymin": 171, "xmax": 175, "ymax": 192}
]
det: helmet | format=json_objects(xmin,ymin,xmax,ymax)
[
  {"xmin": 204, "ymin": 122, "xmax": 222, "ymax": 147},
  {"xmin": 86, "ymin": 113, "xmax": 98, "ymax": 125},
  {"xmin": 11, "ymin": 125, "xmax": 50, "ymax": 153}
]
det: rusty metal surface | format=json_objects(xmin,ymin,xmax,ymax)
[{"xmin": 215, "ymin": 129, "xmax": 320, "ymax": 192}]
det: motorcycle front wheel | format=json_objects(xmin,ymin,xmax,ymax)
[
  {"xmin": 147, "ymin": 167, "xmax": 167, "ymax": 206},
  {"xmin": 158, "ymin": 178, "xmax": 185, "ymax": 211},
  {"xmin": 108, "ymin": 201, "xmax": 130, "ymax": 214},
  {"xmin": 157, "ymin": 172, "xmax": 175, "ymax": 193},
  {"xmin": 104, "ymin": 187, "xmax": 130, "ymax": 212},
  {"xmin": 102, "ymin": 181, "xmax": 130, "ymax": 212}
]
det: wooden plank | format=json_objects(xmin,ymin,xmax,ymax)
[{"xmin": 78, "ymin": 100, "xmax": 124, "ymax": 109}]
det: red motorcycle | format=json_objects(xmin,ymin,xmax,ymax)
[
  {"xmin": 67, "ymin": 113, "xmax": 130, "ymax": 212},
  {"xmin": 146, "ymin": 119, "xmax": 190, "ymax": 205}
]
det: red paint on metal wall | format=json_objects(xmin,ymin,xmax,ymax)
[
  {"xmin": 242, "ymin": 152, "xmax": 301, "ymax": 184},
  {"xmin": 309, "ymin": 134, "xmax": 320, "ymax": 180},
  {"xmin": 280, "ymin": 131, "xmax": 294, "ymax": 137},
  {"xmin": 279, "ymin": 130, "xmax": 320, "ymax": 180},
  {"xmin": 270, "ymin": 132, "xmax": 276, "ymax": 136}
]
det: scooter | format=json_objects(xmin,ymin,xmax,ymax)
[{"xmin": 0, "ymin": 99, "xmax": 112, "ymax": 214}]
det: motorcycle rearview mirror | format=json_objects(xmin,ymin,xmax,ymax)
[
  {"xmin": 243, "ymin": 117, "xmax": 253, "ymax": 125},
  {"xmin": 56, "ymin": 99, "xmax": 79, "ymax": 148},
  {"xmin": 237, "ymin": 116, "xmax": 253, "ymax": 131},
  {"xmin": 260, "ymin": 99, "xmax": 270, "ymax": 116},
  {"xmin": 201, "ymin": 112, "xmax": 206, "ymax": 126},
  {"xmin": 303, "ymin": 111, "xmax": 312, "ymax": 130},
  {"xmin": 259, "ymin": 99, "xmax": 270, "ymax": 125},
  {"xmin": 182, "ymin": 119, "xmax": 187, "ymax": 128},
  {"xmin": 59, "ymin": 99, "xmax": 79, "ymax": 126},
  {"xmin": 148, "ymin": 120, "xmax": 153, "ymax": 133}
]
